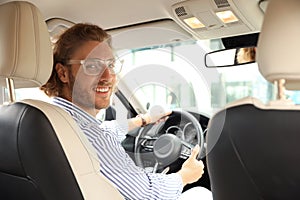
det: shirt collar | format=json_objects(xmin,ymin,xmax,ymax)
[{"xmin": 52, "ymin": 96, "xmax": 101, "ymax": 126}]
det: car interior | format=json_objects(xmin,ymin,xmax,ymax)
[{"xmin": 0, "ymin": 0, "xmax": 300, "ymax": 199}]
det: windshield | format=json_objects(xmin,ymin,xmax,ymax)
[
  {"xmin": 117, "ymin": 40, "xmax": 211, "ymax": 114},
  {"xmin": 115, "ymin": 39, "xmax": 276, "ymax": 116}
]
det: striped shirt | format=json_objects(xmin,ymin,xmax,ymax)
[{"xmin": 53, "ymin": 97, "xmax": 183, "ymax": 200}]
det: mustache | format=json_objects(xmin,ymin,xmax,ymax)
[{"xmin": 95, "ymin": 80, "xmax": 114, "ymax": 87}]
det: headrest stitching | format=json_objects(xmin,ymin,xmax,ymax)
[
  {"xmin": 12, "ymin": 2, "xmax": 20, "ymax": 77},
  {"xmin": 30, "ymin": 4, "xmax": 39, "ymax": 81}
]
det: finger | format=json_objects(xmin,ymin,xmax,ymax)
[
  {"xmin": 199, "ymin": 160, "xmax": 204, "ymax": 169},
  {"xmin": 189, "ymin": 145, "xmax": 200, "ymax": 160},
  {"xmin": 159, "ymin": 116, "xmax": 169, "ymax": 122},
  {"xmin": 154, "ymin": 116, "xmax": 169, "ymax": 124},
  {"xmin": 165, "ymin": 109, "xmax": 172, "ymax": 116}
]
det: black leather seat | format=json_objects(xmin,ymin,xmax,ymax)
[
  {"xmin": 0, "ymin": 1, "xmax": 123, "ymax": 199},
  {"xmin": 207, "ymin": 98, "xmax": 300, "ymax": 199},
  {"xmin": 0, "ymin": 102, "xmax": 84, "ymax": 199},
  {"xmin": 206, "ymin": 0, "xmax": 300, "ymax": 199}
]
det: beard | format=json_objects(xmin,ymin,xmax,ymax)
[{"xmin": 69, "ymin": 72, "xmax": 113, "ymax": 111}]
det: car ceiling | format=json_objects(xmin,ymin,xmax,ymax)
[
  {"xmin": 0, "ymin": 0, "xmax": 268, "ymax": 49},
  {"xmin": 1, "ymin": 0, "xmax": 180, "ymax": 29}
]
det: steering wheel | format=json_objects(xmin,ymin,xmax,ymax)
[{"xmin": 134, "ymin": 110, "xmax": 204, "ymax": 172}]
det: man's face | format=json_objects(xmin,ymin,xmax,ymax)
[{"xmin": 68, "ymin": 41, "xmax": 116, "ymax": 113}]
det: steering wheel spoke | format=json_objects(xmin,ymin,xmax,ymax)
[
  {"xmin": 180, "ymin": 145, "xmax": 192, "ymax": 159},
  {"xmin": 140, "ymin": 140, "xmax": 154, "ymax": 151},
  {"xmin": 181, "ymin": 140, "xmax": 194, "ymax": 149},
  {"xmin": 140, "ymin": 137, "xmax": 157, "ymax": 152}
]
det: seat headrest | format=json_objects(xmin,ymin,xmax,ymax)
[
  {"xmin": 257, "ymin": 0, "xmax": 300, "ymax": 90},
  {"xmin": 0, "ymin": 1, "xmax": 52, "ymax": 88}
]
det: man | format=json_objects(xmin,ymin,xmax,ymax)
[{"xmin": 41, "ymin": 23, "xmax": 212, "ymax": 200}]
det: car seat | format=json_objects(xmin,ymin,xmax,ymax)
[{"xmin": 0, "ymin": 1, "xmax": 123, "ymax": 199}]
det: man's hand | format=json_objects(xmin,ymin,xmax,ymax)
[
  {"xmin": 132, "ymin": 105, "xmax": 171, "ymax": 129},
  {"xmin": 145, "ymin": 105, "xmax": 172, "ymax": 124},
  {"xmin": 177, "ymin": 145, "xmax": 204, "ymax": 186}
]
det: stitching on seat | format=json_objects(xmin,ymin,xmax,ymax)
[
  {"xmin": 228, "ymin": 118, "xmax": 265, "ymax": 199},
  {"xmin": 30, "ymin": 3, "xmax": 39, "ymax": 80}
]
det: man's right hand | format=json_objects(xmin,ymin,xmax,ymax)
[{"xmin": 177, "ymin": 145, "xmax": 204, "ymax": 186}]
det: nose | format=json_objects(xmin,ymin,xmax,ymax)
[{"xmin": 99, "ymin": 66, "xmax": 113, "ymax": 81}]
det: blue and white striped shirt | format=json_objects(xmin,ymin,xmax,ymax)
[{"xmin": 53, "ymin": 97, "xmax": 183, "ymax": 200}]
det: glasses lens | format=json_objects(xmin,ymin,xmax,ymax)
[
  {"xmin": 108, "ymin": 59, "xmax": 123, "ymax": 74},
  {"xmin": 83, "ymin": 60, "xmax": 104, "ymax": 75},
  {"xmin": 82, "ymin": 58, "xmax": 123, "ymax": 75}
]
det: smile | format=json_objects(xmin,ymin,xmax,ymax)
[{"xmin": 95, "ymin": 86, "xmax": 110, "ymax": 93}]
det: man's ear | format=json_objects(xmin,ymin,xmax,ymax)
[{"xmin": 55, "ymin": 63, "xmax": 69, "ymax": 83}]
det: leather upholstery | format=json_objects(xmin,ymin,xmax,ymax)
[
  {"xmin": 257, "ymin": 0, "xmax": 300, "ymax": 90},
  {"xmin": 0, "ymin": 102, "xmax": 84, "ymax": 199},
  {"xmin": 207, "ymin": 97, "xmax": 300, "ymax": 199},
  {"xmin": 0, "ymin": 1, "xmax": 52, "ymax": 88}
]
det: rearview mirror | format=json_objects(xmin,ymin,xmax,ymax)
[{"xmin": 205, "ymin": 46, "xmax": 256, "ymax": 68}]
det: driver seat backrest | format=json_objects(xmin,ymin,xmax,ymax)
[
  {"xmin": 0, "ymin": 1, "xmax": 123, "ymax": 199},
  {"xmin": 206, "ymin": 0, "xmax": 300, "ymax": 199}
]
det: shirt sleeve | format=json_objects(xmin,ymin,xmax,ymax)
[
  {"xmin": 84, "ymin": 124, "xmax": 183, "ymax": 200},
  {"xmin": 100, "ymin": 120, "xmax": 128, "ymax": 142}
]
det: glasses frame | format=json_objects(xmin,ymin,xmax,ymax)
[{"xmin": 67, "ymin": 58, "xmax": 123, "ymax": 75}]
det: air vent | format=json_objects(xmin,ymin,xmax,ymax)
[
  {"xmin": 175, "ymin": 6, "xmax": 188, "ymax": 17},
  {"xmin": 214, "ymin": 0, "xmax": 230, "ymax": 8}
]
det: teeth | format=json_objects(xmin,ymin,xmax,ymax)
[{"xmin": 95, "ymin": 87, "xmax": 109, "ymax": 92}]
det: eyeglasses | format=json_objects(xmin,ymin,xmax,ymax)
[{"xmin": 67, "ymin": 58, "xmax": 123, "ymax": 75}]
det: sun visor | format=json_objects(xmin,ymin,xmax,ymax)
[{"xmin": 107, "ymin": 19, "xmax": 193, "ymax": 51}]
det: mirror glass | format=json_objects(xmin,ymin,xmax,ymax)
[{"xmin": 205, "ymin": 46, "xmax": 256, "ymax": 68}]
